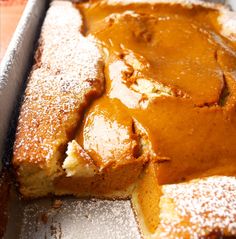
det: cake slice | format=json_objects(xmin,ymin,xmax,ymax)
[
  {"xmin": 132, "ymin": 163, "xmax": 236, "ymax": 238},
  {"xmin": 13, "ymin": 1, "xmax": 105, "ymax": 197},
  {"xmin": 54, "ymin": 97, "xmax": 146, "ymax": 198}
]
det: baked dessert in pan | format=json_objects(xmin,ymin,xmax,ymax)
[{"xmin": 13, "ymin": 0, "xmax": 236, "ymax": 238}]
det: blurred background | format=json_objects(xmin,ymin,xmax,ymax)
[
  {"xmin": 0, "ymin": 0, "xmax": 235, "ymax": 62},
  {"xmin": 0, "ymin": 0, "xmax": 27, "ymax": 61}
]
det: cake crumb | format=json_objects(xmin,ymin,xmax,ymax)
[
  {"xmin": 52, "ymin": 199, "xmax": 63, "ymax": 209},
  {"xmin": 40, "ymin": 213, "xmax": 48, "ymax": 224}
]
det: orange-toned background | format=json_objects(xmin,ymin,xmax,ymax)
[{"xmin": 0, "ymin": 0, "xmax": 27, "ymax": 61}]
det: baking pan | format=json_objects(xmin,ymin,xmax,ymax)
[{"xmin": 0, "ymin": 0, "xmax": 234, "ymax": 238}]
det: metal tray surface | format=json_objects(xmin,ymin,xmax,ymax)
[
  {"xmin": 0, "ymin": 0, "xmax": 235, "ymax": 239},
  {"xmin": 4, "ymin": 193, "xmax": 140, "ymax": 239}
]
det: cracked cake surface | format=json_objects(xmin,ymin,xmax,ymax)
[{"xmin": 13, "ymin": 0, "xmax": 236, "ymax": 238}]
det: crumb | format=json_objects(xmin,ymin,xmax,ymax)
[
  {"xmin": 40, "ymin": 213, "xmax": 48, "ymax": 224},
  {"xmin": 52, "ymin": 199, "xmax": 63, "ymax": 209}
]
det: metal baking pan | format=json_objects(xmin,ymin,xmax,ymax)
[{"xmin": 0, "ymin": 0, "xmax": 234, "ymax": 238}]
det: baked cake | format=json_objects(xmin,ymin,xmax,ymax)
[{"xmin": 13, "ymin": 0, "xmax": 236, "ymax": 238}]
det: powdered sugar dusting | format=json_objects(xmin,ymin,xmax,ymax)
[
  {"xmin": 156, "ymin": 176, "xmax": 236, "ymax": 238},
  {"xmin": 13, "ymin": 0, "xmax": 104, "ymax": 169},
  {"xmin": 219, "ymin": 9, "xmax": 236, "ymax": 41},
  {"xmin": 104, "ymin": 0, "xmax": 226, "ymax": 8},
  {"xmin": 19, "ymin": 198, "xmax": 140, "ymax": 239}
]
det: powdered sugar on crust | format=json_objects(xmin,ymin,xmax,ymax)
[
  {"xmin": 156, "ymin": 176, "xmax": 236, "ymax": 238},
  {"xmin": 103, "ymin": 0, "xmax": 225, "ymax": 8},
  {"xmin": 219, "ymin": 9, "xmax": 236, "ymax": 41},
  {"xmin": 13, "ymin": 0, "xmax": 104, "ymax": 171}
]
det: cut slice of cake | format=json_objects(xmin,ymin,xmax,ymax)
[
  {"xmin": 55, "ymin": 97, "xmax": 146, "ymax": 198},
  {"xmin": 13, "ymin": 0, "xmax": 105, "ymax": 197},
  {"xmin": 132, "ymin": 163, "xmax": 236, "ymax": 238}
]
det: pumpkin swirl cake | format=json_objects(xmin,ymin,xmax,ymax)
[{"xmin": 13, "ymin": 0, "xmax": 236, "ymax": 238}]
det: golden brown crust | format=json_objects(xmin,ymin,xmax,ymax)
[{"xmin": 13, "ymin": 0, "xmax": 104, "ymax": 197}]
